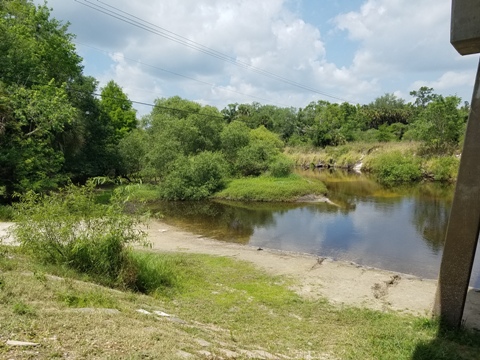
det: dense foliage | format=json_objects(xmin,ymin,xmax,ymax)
[
  {"xmin": 0, "ymin": 1, "xmax": 470, "ymax": 203},
  {"xmin": 0, "ymin": 0, "xmax": 136, "ymax": 201}
]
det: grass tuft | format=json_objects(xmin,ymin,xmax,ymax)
[{"xmin": 214, "ymin": 174, "xmax": 327, "ymax": 202}]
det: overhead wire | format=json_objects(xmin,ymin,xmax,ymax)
[
  {"xmin": 74, "ymin": 41, "xmax": 289, "ymax": 107},
  {"xmin": 88, "ymin": 92, "xmax": 226, "ymax": 120},
  {"xmin": 74, "ymin": 0, "xmax": 352, "ymax": 103}
]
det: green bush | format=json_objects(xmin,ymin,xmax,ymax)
[
  {"xmin": 160, "ymin": 151, "xmax": 229, "ymax": 200},
  {"xmin": 268, "ymin": 155, "xmax": 294, "ymax": 177},
  {"xmin": 425, "ymin": 156, "xmax": 459, "ymax": 182},
  {"xmin": 235, "ymin": 143, "xmax": 270, "ymax": 176},
  {"xmin": 367, "ymin": 151, "xmax": 422, "ymax": 184},
  {"xmin": 12, "ymin": 181, "xmax": 147, "ymax": 287}
]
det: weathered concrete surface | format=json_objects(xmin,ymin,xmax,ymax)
[
  {"xmin": 434, "ymin": 58, "xmax": 480, "ymax": 328},
  {"xmin": 451, "ymin": 0, "xmax": 480, "ymax": 55}
]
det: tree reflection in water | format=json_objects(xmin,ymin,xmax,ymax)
[{"xmin": 148, "ymin": 172, "xmax": 462, "ymax": 282}]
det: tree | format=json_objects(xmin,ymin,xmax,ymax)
[
  {"xmin": 0, "ymin": 0, "xmax": 85, "ymax": 199},
  {"xmin": 160, "ymin": 152, "xmax": 229, "ymax": 200},
  {"xmin": 133, "ymin": 97, "xmax": 226, "ymax": 181},
  {"xmin": 220, "ymin": 121, "xmax": 251, "ymax": 160},
  {"xmin": 0, "ymin": 0, "xmax": 82, "ymax": 87},
  {"xmin": 235, "ymin": 126, "xmax": 284, "ymax": 176},
  {"xmin": 363, "ymin": 93, "xmax": 412, "ymax": 130},
  {"xmin": 411, "ymin": 96, "xmax": 465, "ymax": 154},
  {"xmin": 0, "ymin": 81, "xmax": 76, "ymax": 197},
  {"xmin": 410, "ymin": 87, "xmax": 440, "ymax": 108},
  {"xmin": 99, "ymin": 80, "xmax": 137, "ymax": 140}
]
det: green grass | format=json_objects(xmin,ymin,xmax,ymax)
[
  {"xmin": 115, "ymin": 183, "xmax": 162, "ymax": 202},
  {"xmin": 1, "ymin": 245, "xmax": 480, "ymax": 359},
  {"xmin": 214, "ymin": 174, "xmax": 327, "ymax": 201}
]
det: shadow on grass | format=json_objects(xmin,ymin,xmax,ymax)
[{"xmin": 412, "ymin": 293, "xmax": 480, "ymax": 360}]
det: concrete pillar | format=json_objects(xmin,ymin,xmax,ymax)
[{"xmin": 434, "ymin": 58, "xmax": 480, "ymax": 328}]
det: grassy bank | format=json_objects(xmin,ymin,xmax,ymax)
[
  {"xmin": 287, "ymin": 142, "xmax": 460, "ymax": 184},
  {"xmin": 112, "ymin": 175, "xmax": 328, "ymax": 203},
  {"xmin": 213, "ymin": 174, "xmax": 327, "ymax": 201},
  {"xmin": 1, "ymin": 246, "xmax": 480, "ymax": 359}
]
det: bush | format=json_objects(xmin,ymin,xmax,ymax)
[
  {"xmin": 366, "ymin": 151, "xmax": 422, "ymax": 184},
  {"xmin": 235, "ymin": 143, "xmax": 270, "ymax": 176},
  {"xmin": 160, "ymin": 151, "xmax": 229, "ymax": 200},
  {"xmin": 268, "ymin": 155, "xmax": 294, "ymax": 177},
  {"xmin": 12, "ymin": 181, "xmax": 147, "ymax": 287},
  {"xmin": 424, "ymin": 156, "xmax": 459, "ymax": 182}
]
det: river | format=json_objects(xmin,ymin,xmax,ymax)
[{"xmin": 150, "ymin": 170, "xmax": 480, "ymax": 287}]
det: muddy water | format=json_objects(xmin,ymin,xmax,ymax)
[{"xmin": 150, "ymin": 171, "xmax": 480, "ymax": 286}]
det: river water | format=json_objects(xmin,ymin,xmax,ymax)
[{"xmin": 151, "ymin": 170, "xmax": 480, "ymax": 287}]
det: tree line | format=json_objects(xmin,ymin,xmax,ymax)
[{"xmin": 0, "ymin": 0, "xmax": 470, "ymax": 202}]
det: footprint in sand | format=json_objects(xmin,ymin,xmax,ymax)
[{"xmin": 372, "ymin": 275, "xmax": 401, "ymax": 299}]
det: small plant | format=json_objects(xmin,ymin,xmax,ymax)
[
  {"xmin": 128, "ymin": 251, "xmax": 182, "ymax": 296},
  {"xmin": 12, "ymin": 181, "xmax": 148, "ymax": 288},
  {"xmin": 13, "ymin": 301, "xmax": 35, "ymax": 316},
  {"xmin": 57, "ymin": 290, "xmax": 118, "ymax": 308},
  {"xmin": 34, "ymin": 271, "xmax": 48, "ymax": 286}
]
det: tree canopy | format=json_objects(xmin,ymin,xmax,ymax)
[{"xmin": 0, "ymin": 0, "xmax": 470, "ymax": 202}]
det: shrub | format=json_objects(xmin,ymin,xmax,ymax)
[
  {"xmin": 366, "ymin": 151, "xmax": 422, "ymax": 184},
  {"xmin": 160, "ymin": 151, "xmax": 229, "ymax": 200},
  {"xmin": 12, "ymin": 181, "xmax": 147, "ymax": 287},
  {"xmin": 235, "ymin": 143, "xmax": 270, "ymax": 176},
  {"xmin": 424, "ymin": 156, "xmax": 459, "ymax": 182},
  {"xmin": 268, "ymin": 155, "xmax": 294, "ymax": 177}
]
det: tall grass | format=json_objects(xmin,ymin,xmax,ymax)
[{"xmin": 288, "ymin": 142, "xmax": 461, "ymax": 184}]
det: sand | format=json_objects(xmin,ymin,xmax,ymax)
[{"xmin": 145, "ymin": 220, "xmax": 480, "ymax": 329}]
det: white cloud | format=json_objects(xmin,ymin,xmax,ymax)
[
  {"xmin": 334, "ymin": 0, "xmax": 455, "ymax": 75},
  {"xmin": 34, "ymin": 0, "xmax": 479, "ymax": 115},
  {"xmin": 410, "ymin": 70, "xmax": 475, "ymax": 95}
]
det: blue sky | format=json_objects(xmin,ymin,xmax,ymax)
[{"xmin": 35, "ymin": 0, "xmax": 479, "ymax": 116}]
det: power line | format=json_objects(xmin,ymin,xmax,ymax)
[
  {"xmin": 89, "ymin": 92, "xmax": 226, "ymax": 120},
  {"xmin": 74, "ymin": 0, "xmax": 352, "ymax": 103},
  {"xmin": 74, "ymin": 41, "xmax": 289, "ymax": 107}
]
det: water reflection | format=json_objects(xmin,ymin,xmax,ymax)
[{"xmin": 149, "ymin": 171, "xmax": 480, "ymax": 285}]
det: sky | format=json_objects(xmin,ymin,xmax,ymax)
[{"xmin": 34, "ymin": 0, "xmax": 480, "ymax": 116}]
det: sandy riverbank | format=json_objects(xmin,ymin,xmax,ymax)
[
  {"xmin": 145, "ymin": 220, "xmax": 480, "ymax": 329},
  {"xmin": 2, "ymin": 220, "xmax": 480, "ymax": 328}
]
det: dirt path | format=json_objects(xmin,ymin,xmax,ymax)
[{"xmin": 2, "ymin": 221, "xmax": 480, "ymax": 328}]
